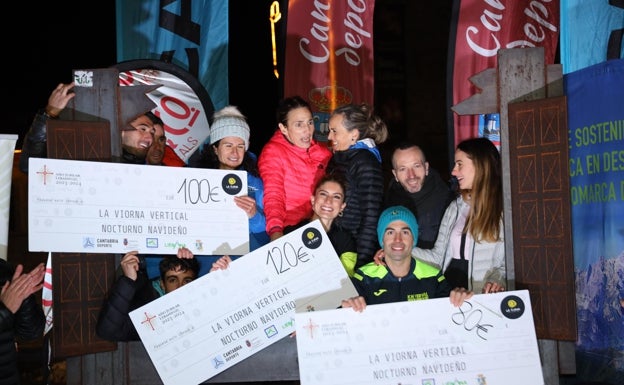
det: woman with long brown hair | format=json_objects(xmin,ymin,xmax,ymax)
[
  {"xmin": 416, "ymin": 137, "xmax": 505, "ymax": 293},
  {"xmin": 377, "ymin": 137, "xmax": 506, "ymax": 294}
]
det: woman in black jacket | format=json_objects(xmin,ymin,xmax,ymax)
[
  {"xmin": 0, "ymin": 260, "xmax": 45, "ymax": 385},
  {"xmin": 327, "ymin": 103, "xmax": 388, "ymax": 269}
]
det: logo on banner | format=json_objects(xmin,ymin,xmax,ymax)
[
  {"xmin": 309, "ymin": 85, "xmax": 353, "ymax": 142},
  {"xmin": 115, "ymin": 60, "xmax": 215, "ymax": 163}
]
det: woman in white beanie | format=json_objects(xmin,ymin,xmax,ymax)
[{"xmin": 189, "ymin": 106, "xmax": 270, "ymax": 272}]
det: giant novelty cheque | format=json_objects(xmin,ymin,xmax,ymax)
[
  {"xmin": 295, "ymin": 289, "xmax": 544, "ymax": 385},
  {"xmin": 129, "ymin": 220, "xmax": 357, "ymax": 385},
  {"xmin": 28, "ymin": 158, "xmax": 249, "ymax": 255}
]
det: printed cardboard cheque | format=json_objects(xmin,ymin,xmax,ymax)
[
  {"xmin": 295, "ymin": 289, "xmax": 544, "ymax": 385},
  {"xmin": 28, "ymin": 157, "xmax": 249, "ymax": 255},
  {"xmin": 130, "ymin": 220, "xmax": 357, "ymax": 385}
]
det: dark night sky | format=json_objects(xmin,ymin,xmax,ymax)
[
  {"xmin": 8, "ymin": 3, "xmax": 117, "ymax": 148},
  {"xmin": 6, "ymin": 2, "xmax": 454, "ymax": 172},
  {"xmin": 6, "ymin": 1, "xmax": 281, "ymax": 155}
]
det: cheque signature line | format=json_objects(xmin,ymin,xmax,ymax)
[{"xmin": 472, "ymin": 299, "xmax": 503, "ymax": 319}]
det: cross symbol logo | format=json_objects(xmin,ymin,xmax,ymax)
[
  {"xmin": 37, "ymin": 165, "xmax": 54, "ymax": 185},
  {"xmin": 303, "ymin": 318, "xmax": 318, "ymax": 339},
  {"xmin": 141, "ymin": 312, "xmax": 157, "ymax": 331}
]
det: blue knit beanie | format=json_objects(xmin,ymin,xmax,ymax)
[{"xmin": 377, "ymin": 206, "xmax": 419, "ymax": 247}]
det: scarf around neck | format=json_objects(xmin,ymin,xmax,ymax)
[{"xmin": 349, "ymin": 138, "xmax": 381, "ymax": 162}]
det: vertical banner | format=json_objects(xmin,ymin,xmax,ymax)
[
  {"xmin": 0, "ymin": 134, "xmax": 17, "ymax": 261},
  {"xmin": 116, "ymin": 0, "xmax": 228, "ymax": 111},
  {"xmin": 565, "ymin": 59, "xmax": 624, "ymax": 383},
  {"xmin": 561, "ymin": 0, "xmax": 624, "ymax": 74},
  {"xmin": 450, "ymin": 0, "xmax": 559, "ymax": 146},
  {"xmin": 284, "ymin": 0, "xmax": 375, "ymax": 143},
  {"xmin": 43, "ymin": 253, "xmax": 53, "ymax": 335}
]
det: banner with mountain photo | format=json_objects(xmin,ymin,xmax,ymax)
[{"xmin": 565, "ymin": 58, "xmax": 624, "ymax": 383}]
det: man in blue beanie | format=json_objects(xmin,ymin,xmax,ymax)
[{"xmin": 342, "ymin": 206, "xmax": 463, "ymax": 309}]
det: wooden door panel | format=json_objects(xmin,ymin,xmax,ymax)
[
  {"xmin": 51, "ymin": 252, "xmax": 117, "ymax": 358},
  {"xmin": 47, "ymin": 120, "xmax": 117, "ymax": 358},
  {"xmin": 47, "ymin": 120, "xmax": 111, "ymax": 162},
  {"xmin": 508, "ymin": 96, "xmax": 577, "ymax": 341}
]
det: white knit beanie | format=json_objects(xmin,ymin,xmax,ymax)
[{"xmin": 209, "ymin": 105, "xmax": 250, "ymax": 150}]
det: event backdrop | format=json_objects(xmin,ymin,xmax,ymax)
[
  {"xmin": 565, "ymin": 58, "xmax": 624, "ymax": 383},
  {"xmin": 284, "ymin": 0, "xmax": 375, "ymax": 143},
  {"xmin": 561, "ymin": 0, "xmax": 624, "ymax": 384},
  {"xmin": 450, "ymin": 0, "xmax": 559, "ymax": 146},
  {"xmin": 114, "ymin": 60, "xmax": 215, "ymax": 163},
  {"xmin": 116, "ymin": 0, "xmax": 228, "ymax": 111},
  {"xmin": 561, "ymin": 2, "xmax": 624, "ymax": 382},
  {"xmin": 561, "ymin": 0, "xmax": 624, "ymax": 74}
]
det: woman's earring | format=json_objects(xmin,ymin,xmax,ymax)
[{"xmin": 338, "ymin": 211, "xmax": 344, "ymax": 217}]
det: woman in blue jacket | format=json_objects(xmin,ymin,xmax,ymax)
[{"xmin": 186, "ymin": 105, "xmax": 270, "ymax": 274}]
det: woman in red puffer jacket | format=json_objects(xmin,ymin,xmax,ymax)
[{"xmin": 259, "ymin": 96, "xmax": 332, "ymax": 241}]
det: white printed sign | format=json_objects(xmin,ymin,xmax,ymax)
[
  {"xmin": 295, "ymin": 290, "xmax": 544, "ymax": 385},
  {"xmin": 28, "ymin": 158, "xmax": 248, "ymax": 255},
  {"xmin": 130, "ymin": 220, "xmax": 357, "ymax": 385}
]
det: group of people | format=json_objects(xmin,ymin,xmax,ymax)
[
  {"xmin": 5, "ymin": 82, "xmax": 507, "ymax": 373},
  {"xmin": 343, "ymin": 135, "xmax": 506, "ymax": 311}
]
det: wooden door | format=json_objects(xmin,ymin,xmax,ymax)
[
  {"xmin": 46, "ymin": 119, "xmax": 118, "ymax": 358},
  {"xmin": 508, "ymin": 96, "xmax": 577, "ymax": 341},
  {"xmin": 51, "ymin": 252, "xmax": 117, "ymax": 358}
]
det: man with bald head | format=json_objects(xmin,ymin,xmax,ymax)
[{"xmin": 384, "ymin": 142, "xmax": 455, "ymax": 249}]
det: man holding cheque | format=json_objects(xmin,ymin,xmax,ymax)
[
  {"xmin": 298, "ymin": 205, "xmax": 543, "ymax": 385},
  {"xmin": 341, "ymin": 205, "xmax": 472, "ymax": 311}
]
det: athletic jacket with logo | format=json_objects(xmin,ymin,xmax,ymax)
[{"xmin": 351, "ymin": 258, "xmax": 451, "ymax": 305}]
